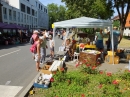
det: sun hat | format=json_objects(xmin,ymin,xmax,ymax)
[
  {"xmin": 49, "ymin": 35, "xmax": 52, "ymax": 38},
  {"xmin": 113, "ymin": 26, "xmax": 117, "ymax": 28},
  {"xmin": 33, "ymin": 30, "xmax": 39, "ymax": 33}
]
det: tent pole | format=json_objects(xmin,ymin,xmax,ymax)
[
  {"xmin": 110, "ymin": 24, "xmax": 114, "ymax": 65},
  {"xmin": 53, "ymin": 27, "xmax": 56, "ymax": 53},
  {"xmin": 53, "ymin": 27, "xmax": 56, "ymax": 40}
]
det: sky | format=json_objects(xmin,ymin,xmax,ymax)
[{"xmin": 39, "ymin": 0, "xmax": 65, "ymax": 6}]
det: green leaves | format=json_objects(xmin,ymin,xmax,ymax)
[
  {"xmin": 62, "ymin": 0, "xmax": 113, "ymax": 19},
  {"xmin": 47, "ymin": 3, "xmax": 66, "ymax": 28},
  {"xmin": 113, "ymin": 20, "xmax": 120, "ymax": 28}
]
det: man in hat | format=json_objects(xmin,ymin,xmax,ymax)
[
  {"xmin": 40, "ymin": 30, "xmax": 48, "ymax": 64},
  {"xmin": 109, "ymin": 26, "xmax": 122, "ymax": 51}
]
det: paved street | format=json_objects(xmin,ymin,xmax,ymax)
[{"xmin": 0, "ymin": 36, "xmax": 63, "ymax": 97}]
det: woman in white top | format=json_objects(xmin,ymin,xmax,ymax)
[{"xmin": 49, "ymin": 35, "xmax": 54, "ymax": 58}]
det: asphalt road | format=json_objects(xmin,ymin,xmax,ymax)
[{"xmin": 0, "ymin": 35, "xmax": 63, "ymax": 97}]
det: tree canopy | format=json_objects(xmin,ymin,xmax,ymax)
[
  {"xmin": 47, "ymin": 0, "xmax": 130, "ymax": 38},
  {"xmin": 62, "ymin": 0, "xmax": 113, "ymax": 19},
  {"xmin": 61, "ymin": 0, "xmax": 130, "ymax": 41},
  {"xmin": 47, "ymin": 3, "xmax": 66, "ymax": 29}
]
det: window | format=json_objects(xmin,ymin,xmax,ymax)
[
  {"xmin": 9, "ymin": 9, "xmax": 11, "ymax": 15},
  {"xmin": 36, "ymin": 1, "xmax": 37, "ymax": 7},
  {"xmin": 21, "ymin": 3, "xmax": 25, "ymax": 12},
  {"xmin": 30, "ymin": 16, "xmax": 31, "ymax": 24},
  {"xmin": 36, "ymin": 18, "xmax": 37, "ymax": 24},
  {"xmin": 3, "ymin": 7, "xmax": 7, "ymax": 14},
  {"xmin": 27, "ymin": 15, "xmax": 29, "ymax": 23},
  {"xmin": 32, "ymin": 9, "xmax": 34, "ymax": 16},
  {"xmin": 27, "ymin": 6, "xmax": 30, "ymax": 14},
  {"xmin": 35, "ymin": 11, "xmax": 37, "ymax": 17},
  {"xmin": 13, "ymin": 11, "xmax": 16, "ymax": 21},
  {"xmin": 44, "ymin": 8, "xmax": 46, "ymax": 12},
  {"xmin": 18, "ymin": 12, "xmax": 20, "ymax": 22},
  {"xmin": 41, "ymin": 5, "xmax": 42, "ymax": 10},
  {"xmin": 9, "ymin": 9, "xmax": 12, "ymax": 20},
  {"xmin": 3, "ymin": 7, "xmax": 7, "ymax": 19},
  {"xmin": 21, "ymin": 13, "xmax": 23, "ymax": 22},
  {"xmin": 46, "ymin": 9, "xmax": 47, "ymax": 13},
  {"xmin": 39, "ymin": 4, "xmax": 40, "ymax": 9},
  {"xmin": 24, "ymin": 14, "xmax": 26, "ymax": 23},
  {"xmin": 32, "ymin": 17, "xmax": 33, "ymax": 24}
]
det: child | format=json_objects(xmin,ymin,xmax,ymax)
[{"xmin": 49, "ymin": 35, "xmax": 54, "ymax": 58}]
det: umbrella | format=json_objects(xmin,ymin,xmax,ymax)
[
  {"xmin": 0, "ymin": 22, "xmax": 8, "ymax": 28},
  {"xmin": 0, "ymin": 23, "xmax": 26, "ymax": 29}
]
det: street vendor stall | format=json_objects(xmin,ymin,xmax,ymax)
[{"xmin": 52, "ymin": 17, "xmax": 114, "ymax": 64}]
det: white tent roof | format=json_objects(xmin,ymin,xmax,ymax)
[{"xmin": 53, "ymin": 17, "xmax": 112, "ymax": 28}]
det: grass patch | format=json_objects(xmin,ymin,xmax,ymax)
[{"xmin": 104, "ymin": 38, "xmax": 130, "ymax": 48}]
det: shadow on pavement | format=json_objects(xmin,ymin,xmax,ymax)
[{"xmin": 0, "ymin": 42, "xmax": 30, "ymax": 50}]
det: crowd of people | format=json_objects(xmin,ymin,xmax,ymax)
[
  {"xmin": 95, "ymin": 27, "xmax": 122, "ymax": 52},
  {"xmin": 30, "ymin": 27, "xmax": 122, "ymax": 71},
  {"xmin": 30, "ymin": 30, "xmax": 54, "ymax": 71}
]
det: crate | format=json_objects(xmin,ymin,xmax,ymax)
[
  {"xmin": 105, "ymin": 55, "xmax": 119, "ymax": 64},
  {"xmin": 40, "ymin": 60, "xmax": 63, "ymax": 74},
  {"xmin": 107, "ymin": 51, "xmax": 116, "ymax": 56}
]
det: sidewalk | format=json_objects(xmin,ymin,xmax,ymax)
[{"xmin": 66, "ymin": 60, "xmax": 129, "ymax": 73}]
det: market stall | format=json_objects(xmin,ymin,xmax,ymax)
[{"xmin": 52, "ymin": 17, "xmax": 114, "ymax": 64}]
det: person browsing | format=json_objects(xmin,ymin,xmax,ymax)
[{"xmin": 49, "ymin": 35, "xmax": 54, "ymax": 58}]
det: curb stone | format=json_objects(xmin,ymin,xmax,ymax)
[{"xmin": 17, "ymin": 72, "xmax": 40, "ymax": 97}]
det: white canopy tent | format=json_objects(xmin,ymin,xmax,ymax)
[{"xmin": 53, "ymin": 17, "xmax": 114, "ymax": 64}]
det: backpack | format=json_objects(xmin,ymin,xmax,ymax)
[
  {"xmin": 29, "ymin": 37, "xmax": 34, "ymax": 45},
  {"xmin": 30, "ymin": 43, "xmax": 37, "ymax": 53}
]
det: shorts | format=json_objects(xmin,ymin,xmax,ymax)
[
  {"xmin": 34, "ymin": 54, "xmax": 40, "ymax": 62},
  {"xmin": 96, "ymin": 40, "xmax": 104, "ymax": 49},
  {"xmin": 50, "ymin": 47, "xmax": 54, "ymax": 51}
]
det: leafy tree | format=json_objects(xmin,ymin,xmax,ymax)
[
  {"xmin": 47, "ymin": 3, "xmax": 66, "ymax": 29},
  {"xmin": 112, "ymin": 0, "xmax": 130, "ymax": 40},
  {"xmin": 62, "ymin": 0, "xmax": 130, "ymax": 42},
  {"xmin": 113, "ymin": 20, "xmax": 120, "ymax": 28},
  {"xmin": 62, "ymin": 0, "xmax": 113, "ymax": 19},
  {"xmin": 58, "ymin": 5, "xmax": 66, "ymax": 21}
]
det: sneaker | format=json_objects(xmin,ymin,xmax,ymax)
[{"xmin": 40, "ymin": 62, "xmax": 43, "ymax": 65}]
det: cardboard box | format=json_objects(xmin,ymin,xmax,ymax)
[
  {"xmin": 107, "ymin": 51, "xmax": 116, "ymax": 56},
  {"xmin": 40, "ymin": 60, "xmax": 63, "ymax": 74},
  {"xmin": 105, "ymin": 55, "xmax": 119, "ymax": 64},
  {"xmin": 127, "ymin": 54, "xmax": 130, "ymax": 61}
]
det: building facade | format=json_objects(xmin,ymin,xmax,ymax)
[{"xmin": 1, "ymin": 0, "xmax": 49, "ymax": 30}]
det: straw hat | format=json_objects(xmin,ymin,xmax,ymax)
[{"xmin": 113, "ymin": 26, "xmax": 117, "ymax": 28}]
